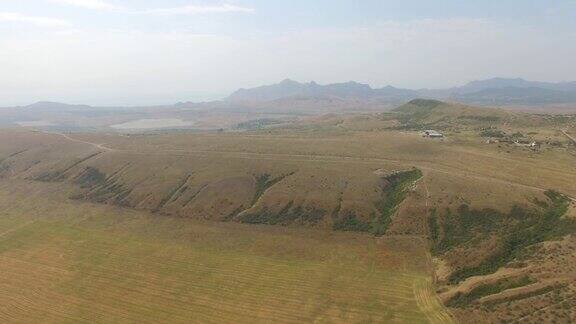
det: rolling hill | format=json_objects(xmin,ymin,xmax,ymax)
[
  {"xmin": 453, "ymin": 87, "xmax": 576, "ymax": 105},
  {"xmin": 0, "ymin": 99, "xmax": 575, "ymax": 322},
  {"xmin": 453, "ymin": 77, "xmax": 576, "ymax": 93}
]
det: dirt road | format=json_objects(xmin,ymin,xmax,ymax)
[
  {"xmin": 562, "ymin": 130, "xmax": 576, "ymax": 145},
  {"xmin": 42, "ymin": 130, "xmax": 114, "ymax": 152}
]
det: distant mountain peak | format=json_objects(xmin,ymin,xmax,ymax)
[
  {"xmin": 227, "ymin": 79, "xmax": 415, "ymax": 102},
  {"xmin": 27, "ymin": 101, "xmax": 64, "ymax": 107},
  {"xmin": 279, "ymin": 78, "xmax": 301, "ymax": 85},
  {"xmin": 459, "ymin": 77, "xmax": 576, "ymax": 93},
  {"xmin": 24, "ymin": 101, "xmax": 91, "ymax": 111},
  {"xmin": 225, "ymin": 77, "xmax": 576, "ymax": 106}
]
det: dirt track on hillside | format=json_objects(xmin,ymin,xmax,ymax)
[
  {"xmin": 562, "ymin": 130, "xmax": 576, "ymax": 145},
  {"xmin": 47, "ymin": 131, "xmax": 576, "ymax": 202}
]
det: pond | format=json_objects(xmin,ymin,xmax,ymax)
[{"xmin": 111, "ymin": 119, "xmax": 194, "ymax": 130}]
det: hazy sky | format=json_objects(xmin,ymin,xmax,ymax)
[{"xmin": 1, "ymin": 0, "xmax": 575, "ymax": 106}]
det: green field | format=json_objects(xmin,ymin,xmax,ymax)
[{"xmin": 0, "ymin": 180, "xmax": 452, "ymax": 323}]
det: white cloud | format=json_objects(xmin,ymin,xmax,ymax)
[
  {"xmin": 47, "ymin": 0, "xmax": 120, "ymax": 11},
  {"xmin": 44, "ymin": 1, "xmax": 253, "ymax": 15},
  {"xmin": 0, "ymin": 12, "xmax": 70, "ymax": 27},
  {"xmin": 140, "ymin": 4, "xmax": 255, "ymax": 15}
]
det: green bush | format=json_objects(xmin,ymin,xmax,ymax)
[
  {"xmin": 332, "ymin": 212, "xmax": 372, "ymax": 232},
  {"xmin": 430, "ymin": 190, "xmax": 575, "ymax": 283},
  {"xmin": 480, "ymin": 129, "xmax": 506, "ymax": 138},
  {"xmin": 447, "ymin": 276, "xmax": 535, "ymax": 308},
  {"xmin": 372, "ymin": 169, "xmax": 423, "ymax": 236}
]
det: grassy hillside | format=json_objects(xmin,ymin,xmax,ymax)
[
  {"xmin": 386, "ymin": 99, "xmax": 576, "ymax": 134},
  {"xmin": 0, "ymin": 99, "xmax": 575, "ymax": 324},
  {"xmin": 0, "ymin": 180, "xmax": 451, "ymax": 323},
  {"xmin": 389, "ymin": 99, "xmax": 511, "ymax": 129}
]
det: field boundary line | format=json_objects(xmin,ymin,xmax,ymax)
[{"xmin": 413, "ymin": 278, "xmax": 455, "ymax": 324}]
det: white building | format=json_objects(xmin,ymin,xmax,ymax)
[{"xmin": 423, "ymin": 130, "xmax": 444, "ymax": 138}]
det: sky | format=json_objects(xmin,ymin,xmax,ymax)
[{"xmin": 1, "ymin": 0, "xmax": 575, "ymax": 106}]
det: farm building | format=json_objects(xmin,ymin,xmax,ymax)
[{"xmin": 423, "ymin": 130, "xmax": 444, "ymax": 138}]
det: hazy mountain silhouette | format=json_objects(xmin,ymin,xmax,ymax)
[
  {"xmin": 228, "ymin": 79, "xmax": 417, "ymax": 102},
  {"xmin": 454, "ymin": 77, "xmax": 576, "ymax": 93},
  {"xmin": 10, "ymin": 78, "xmax": 576, "ymax": 111},
  {"xmin": 227, "ymin": 78, "xmax": 576, "ymax": 106},
  {"xmin": 23, "ymin": 101, "xmax": 93, "ymax": 111}
]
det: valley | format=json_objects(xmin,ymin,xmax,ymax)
[{"xmin": 3, "ymin": 0, "xmax": 575, "ymax": 322}]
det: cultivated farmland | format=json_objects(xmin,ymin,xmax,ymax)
[
  {"xmin": 0, "ymin": 100, "xmax": 575, "ymax": 323},
  {"xmin": 0, "ymin": 180, "xmax": 451, "ymax": 323}
]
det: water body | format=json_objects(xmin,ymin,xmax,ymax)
[
  {"xmin": 111, "ymin": 119, "xmax": 194, "ymax": 130},
  {"xmin": 16, "ymin": 121, "xmax": 54, "ymax": 127}
]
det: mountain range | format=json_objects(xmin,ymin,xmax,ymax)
[
  {"xmin": 227, "ymin": 77, "xmax": 576, "ymax": 106},
  {"xmin": 228, "ymin": 79, "xmax": 418, "ymax": 102},
  {"xmin": 5, "ymin": 78, "xmax": 576, "ymax": 116}
]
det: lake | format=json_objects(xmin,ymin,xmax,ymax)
[{"xmin": 111, "ymin": 119, "xmax": 194, "ymax": 130}]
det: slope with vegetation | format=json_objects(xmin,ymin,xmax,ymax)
[
  {"xmin": 0, "ymin": 98, "xmax": 575, "ymax": 322},
  {"xmin": 0, "ymin": 179, "xmax": 450, "ymax": 323}
]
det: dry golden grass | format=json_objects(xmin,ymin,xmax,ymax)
[
  {"xmin": 37, "ymin": 128, "xmax": 576, "ymax": 216},
  {"xmin": 0, "ymin": 180, "xmax": 452, "ymax": 323},
  {"xmin": 1, "ymin": 104, "xmax": 575, "ymax": 324}
]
